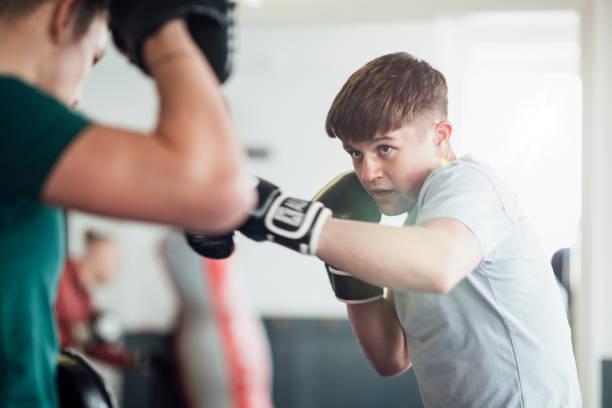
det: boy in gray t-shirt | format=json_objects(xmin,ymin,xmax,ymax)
[
  {"xmin": 316, "ymin": 52, "xmax": 581, "ymax": 407},
  {"xmin": 188, "ymin": 51, "xmax": 581, "ymax": 407}
]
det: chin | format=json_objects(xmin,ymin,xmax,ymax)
[
  {"xmin": 378, "ymin": 204, "xmax": 408, "ymax": 216},
  {"xmin": 377, "ymin": 196, "xmax": 416, "ymax": 216},
  {"xmin": 382, "ymin": 209, "xmax": 408, "ymax": 216}
]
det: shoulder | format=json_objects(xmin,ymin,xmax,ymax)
[
  {"xmin": 0, "ymin": 76, "xmax": 92, "ymax": 199},
  {"xmin": 0, "ymin": 75, "xmax": 89, "ymax": 123},
  {"xmin": 0, "ymin": 75, "xmax": 58, "ymax": 108},
  {"xmin": 416, "ymin": 155, "xmax": 523, "ymax": 234},
  {"xmin": 419, "ymin": 156, "xmax": 499, "ymax": 201},
  {"xmin": 0, "ymin": 75, "xmax": 90, "ymax": 147}
]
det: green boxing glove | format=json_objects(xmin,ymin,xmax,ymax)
[{"xmin": 313, "ymin": 171, "xmax": 385, "ymax": 303}]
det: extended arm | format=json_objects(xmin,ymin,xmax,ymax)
[
  {"xmin": 186, "ymin": 172, "xmax": 482, "ymax": 293},
  {"xmin": 183, "ymin": 172, "xmax": 482, "ymax": 379}
]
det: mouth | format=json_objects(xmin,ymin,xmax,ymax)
[{"xmin": 369, "ymin": 189, "xmax": 395, "ymax": 200}]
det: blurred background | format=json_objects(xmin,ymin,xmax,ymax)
[{"xmin": 65, "ymin": 0, "xmax": 612, "ymax": 406}]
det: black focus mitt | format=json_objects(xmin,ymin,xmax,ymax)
[
  {"xmin": 109, "ymin": 0, "xmax": 235, "ymax": 82},
  {"xmin": 57, "ymin": 348, "xmax": 115, "ymax": 408}
]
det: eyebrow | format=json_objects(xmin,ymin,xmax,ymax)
[{"xmin": 343, "ymin": 136, "xmax": 396, "ymax": 150}]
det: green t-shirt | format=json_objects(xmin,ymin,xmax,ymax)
[{"xmin": 0, "ymin": 76, "xmax": 90, "ymax": 407}]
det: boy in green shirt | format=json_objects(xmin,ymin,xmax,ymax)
[{"xmin": 0, "ymin": 0, "xmax": 255, "ymax": 406}]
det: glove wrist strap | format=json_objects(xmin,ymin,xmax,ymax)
[{"xmin": 263, "ymin": 195, "xmax": 331, "ymax": 255}]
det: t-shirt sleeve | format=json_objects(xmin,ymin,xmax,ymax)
[
  {"xmin": 0, "ymin": 78, "xmax": 91, "ymax": 201},
  {"xmin": 415, "ymin": 163, "xmax": 516, "ymax": 256}
]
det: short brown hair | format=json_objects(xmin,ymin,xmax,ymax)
[
  {"xmin": 325, "ymin": 52, "xmax": 448, "ymax": 143},
  {"xmin": 0, "ymin": 0, "xmax": 108, "ymax": 35}
]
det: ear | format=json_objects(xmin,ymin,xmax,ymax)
[
  {"xmin": 433, "ymin": 120, "xmax": 452, "ymax": 148},
  {"xmin": 50, "ymin": 0, "xmax": 81, "ymax": 44}
]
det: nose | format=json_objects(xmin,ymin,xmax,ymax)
[{"xmin": 360, "ymin": 153, "xmax": 382, "ymax": 182}]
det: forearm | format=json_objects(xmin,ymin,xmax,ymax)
[
  {"xmin": 316, "ymin": 218, "xmax": 455, "ymax": 293},
  {"xmin": 347, "ymin": 294, "xmax": 410, "ymax": 377},
  {"xmin": 141, "ymin": 20, "xmax": 253, "ymax": 230},
  {"xmin": 143, "ymin": 21, "xmax": 242, "ymax": 166}
]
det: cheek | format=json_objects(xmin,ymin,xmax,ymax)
[
  {"xmin": 390, "ymin": 152, "xmax": 418, "ymax": 178},
  {"xmin": 389, "ymin": 157, "xmax": 427, "ymax": 190}
]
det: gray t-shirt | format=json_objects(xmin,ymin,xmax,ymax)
[{"xmin": 394, "ymin": 155, "xmax": 581, "ymax": 407}]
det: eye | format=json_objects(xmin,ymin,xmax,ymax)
[
  {"xmin": 345, "ymin": 149, "xmax": 362, "ymax": 159},
  {"xmin": 378, "ymin": 145, "xmax": 393, "ymax": 155}
]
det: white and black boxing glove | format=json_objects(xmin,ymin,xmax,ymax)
[
  {"xmin": 238, "ymin": 177, "xmax": 331, "ymax": 255},
  {"xmin": 185, "ymin": 177, "xmax": 329, "ymax": 258},
  {"xmin": 313, "ymin": 171, "xmax": 384, "ymax": 303}
]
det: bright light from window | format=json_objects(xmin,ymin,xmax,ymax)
[{"xmin": 437, "ymin": 11, "xmax": 581, "ymax": 259}]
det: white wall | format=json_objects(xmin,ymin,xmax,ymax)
[{"xmin": 437, "ymin": 12, "xmax": 581, "ymax": 258}]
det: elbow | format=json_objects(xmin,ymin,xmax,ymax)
[
  {"xmin": 430, "ymin": 273, "xmax": 454, "ymax": 294},
  {"xmin": 366, "ymin": 346, "xmax": 412, "ymax": 377},
  {"xmin": 429, "ymin": 260, "xmax": 459, "ymax": 295},
  {"xmin": 182, "ymin": 162, "xmax": 256, "ymax": 233},
  {"xmin": 426, "ymin": 235, "xmax": 482, "ymax": 294},
  {"xmin": 422, "ymin": 239, "xmax": 464, "ymax": 294},
  {"xmin": 372, "ymin": 359, "xmax": 411, "ymax": 377},
  {"xmin": 428, "ymin": 247, "xmax": 474, "ymax": 294},
  {"xmin": 201, "ymin": 172, "xmax": 256, "ymax": 233}
]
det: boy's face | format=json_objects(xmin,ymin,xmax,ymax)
[
  {"xmin": 342, "ymin": 118, "xmax": 450, "ymax": 216},
  {"xmin": 51, "ymin": 15, "xmax": 108, "ymax": 107}
]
